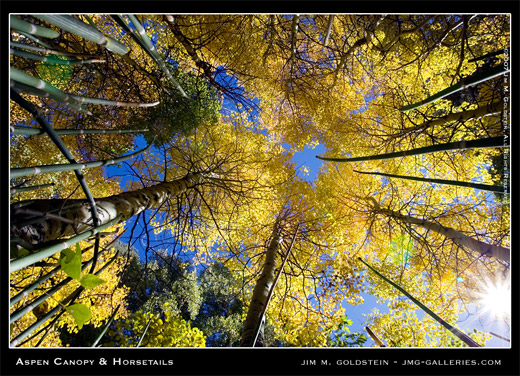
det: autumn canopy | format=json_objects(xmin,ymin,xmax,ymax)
[{"xmin": 9, "ymin": 14, "xmax": 510, "ymax": 349}]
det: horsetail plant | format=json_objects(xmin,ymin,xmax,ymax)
[
  {"xmin": 125, "ymin": 15, "xmax": 188, "ymax": 98},
  {"xmin": 316, "ymin": 136, "xmax": 507, "ymax": 163},
  {"xmin": 10, "ymin": 47, "xmax": 106, "ymax": 65},
  {"xmin": 10, "ymin": 143, "xmax": 151, "ymax": 179},
  {"xmin": 10, "ymin": 15, "xmax": 60, "ymax": 39},
  {"xmin": 136, "ymin": 316, "xmax": 154, "ymax": 347},
  {"xmin": 91, "ymin": 304, "xmax": 121, "ymax": 347},
  {"xmin": 10, "ymin": 215, "xmax": 122, "ymax": 272},
  {"xmin": 10, "ymin": 183, "xmax": 54, "ymax": 194},
  {"xmin": 353, "ymin": 169, "xmax": 507, "ymax": 194},
  {"xmin": 11, "ymin": 71, "xmax": 159, "ymax": 110},
  {"xmin": 358, "ymin": 257, "xmax": 482, "ymax": 347},
  {"xmin": 11, "ymin": 251, "xmax": 119, "ymax": 347},
  {"xmin": 400, "ymin": 65, "xmax": 509, "ymax": 112},
  {"xmin": 34, "ymin": 15, "xmax": 129, "ymax": 55},
  {"xmin": 10, "ymin": 41, "xmax": 101, "ymax": 58},
  {"xmin": 12, "ymin": 126, "xmax": 149, "ymax": 136},
  {"xmin": 16, "ymin": 31, "xmax": 55, "ymax": 49},
  {"xmin": 11, "ymin": 230, "xmax": 124, "ymax": 307},
  {"xmin": 11, "ymin": 244, "xmax": 114, "ymax": 323},
  {"xmin": 10, "ymin": 68, "xmax": 91, "ymax": 114}
]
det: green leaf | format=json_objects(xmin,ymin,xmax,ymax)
[
  {"xmin": 80, "ymin": 274, "xmax": 106, "ymax": 289},
  {"xmin": 60, "ymin": 244, "xmax": 81, "ymax": 280},
  {"xmin": 65, "ymin": 304, "xmax": 91, "ymax": 329}
]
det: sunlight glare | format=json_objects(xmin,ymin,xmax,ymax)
[{"xmin": 476, "ymin": 279, "xmax": 511, "ymax": 319}]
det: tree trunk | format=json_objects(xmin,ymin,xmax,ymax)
[
  {"xmin": 376, "ymin": 207, "xmax": 510, "ymax": 263},
  {"xmin": 240, "ymin": 219, "xmax": 283, "ymax": 347},
  {"xmin": 11, "ymin": 172, "xmax": 208, "ymax": 245}
]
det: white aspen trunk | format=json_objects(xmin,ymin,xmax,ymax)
[
  {"xmin": 11, "ymin": 172, "xmax": 206, "ymax": 245},
  {"xmin": 378, "ymin": 208, "xmax": 510, "ymax": 263},
  {"xmin": 240, "ymin": 219, "xmax": 283, "ymax": 346}
]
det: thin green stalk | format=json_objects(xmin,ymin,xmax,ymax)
[
  {"xmin": 17, "ymin": 31, "xmax": 54, "ymax": 49},
  {"xmin": 136, "ymin": 316, "xmax": 153, "ymax": 347},
  {"xmin": 10, "ymin": 47, "xmax": 106, "ymax": 65},
  {"xmin": 358, "ymin": 257, "xmax": 481, "ymax": 347},
  {"xmin": 10, "ymin": 41, "xmax": 99, "ymax": 57},
  {"xmin": 35, "ymin": 15, "xmax": 129, "ymax": 55},
  {"xmin": 11, "ymin": 183, "xmax": 54, "ymax": 194},
  {"xmin": 10, "ymin": 229, "xmax": 124, "ymax": 307},
  {"xmin": 10, "ymin": 68, "xmax": 90, "ymax": 113},
  {"xmin": 353, "ymin": 170, "xmax": 506, "ymax": 194},
  {"xmin": 69, "ymin": 94, "xmax": 160, "ymax": 107},
  {"xmin": 468, "ymin": 49, "xmax": 505, "ymax": 63},
  {"xmin": 11, "ymin": 253, "xmax": 118, "ymax": 347},
  {"xmin": 126, "ymin": 15, "xmax": 187, "ymax": 97},
  {"xmin": 11, "ymin": 81, "xmax": 91, "ymax": 115},
  {"xmin": 10, "ymin": 215, "xmax": 121, "ymax": 272},
  {"xmin": 317, "ymin": 136, "xmax": 506, "ymax": 163},
  {"xmin": 11, "ymin": 88, "xmax": 104, "ymax": 271},
  {"xmin": 10, "ymin": 142, "xmax": 151, "ymax": 179},
  {"xmin": 401, "ymin": 65, "xmax": 509, "ymax": 111},
  {"xmin": 11, "ymin": 248, "xmax": 117, "ymax": 323},
  {"xmin": 10, "ymin": 16, "xmax": 60, "ymax": 39},
  {"xmin": 91, "ymin": 305, "xmax": 121, "ymax": 347},
  {"xmin": 12, "ymin": 126, "xmax": 148, "ymax": 136}
]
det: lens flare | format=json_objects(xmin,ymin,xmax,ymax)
[{"xmin": 476, "ymin": 279, "xmax": 511, "ymax": 319}]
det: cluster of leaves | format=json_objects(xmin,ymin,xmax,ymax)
[
  {"xmin": 129, "ymin": 67, "xmax": 222, "ymax": 147},
  {"xmin": 104, "ymin": 304, "xmax": 206, "ymax": 347}
]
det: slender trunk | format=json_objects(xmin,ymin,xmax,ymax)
[
  {"xmin": 317, "ymin": 136, "xmax": 506, "ymax": 163},
  {"xmin": 240, "ymin": 219, "xmax": 283, "ymax": 347},
  {"xmin": 353, "ymin": 169, "xmax": 506, "ymax": 194},
  {"xmin": 11, "ymin": 172, "xmax": 207, "ymax": 245},
  {"xmin": 376, "ymin": 207, "xmax": 510, "ymax": 262}
]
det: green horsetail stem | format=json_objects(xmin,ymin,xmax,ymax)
[
  {"xmin": 468, "ymin": 49, "xmax": 506, "ymax": 63},
  {"xmin": 353, "ymin": 170, "xmax": 506, "ymax": 194},
  {"xmin": 11, "ymin": 71, "xmax": 156, "ymax": 109},
  {"xmin": 10, "ymin": 16, "xmax": 60, "ymax": 39},
  {"xmin": 69, "ymin": 94, "xmax": 160, "ymax": 107},
  {"xmin": 126, "ymin": 15, "xmax": 188, "ymax": 98},
  {"xmin": 91, "ymin": 304, "xmax": 121, "ymax": 347},
  {"xmin": 136, "ymin": 316, "xmax": 153, "ymax": 347},
  {"xmin": 10, "ymin": 233, "xmax": 123, "ymax": 307},
  {"xmin": 400, "ymin": 65, "xmax": 509, "ymax": 112},
  {"xmin": 17, "ymin": 31, "xmax": 54, "ymax": 49},
  {"xmin": 316, "ymin": 136, "xmax": 507, "ymax": 163},
  {"xmin": 12, "ymin": 126, "xmax": 148, "ymax": 136},
  {"xmin": 11, "ymin": 81, "xmax": 91, "ymax": 115},
  {"xmin": 10, "ymin": 41, "xmax": 101, "ymax": 58},
  {"xmin": 10, "ymin": 253, "xmax": 119, "ymax": 347},
  {"xmin": 35, "ymin": 15, "xmax": 129, "ymax": 55},
  {"xmin": 358, "ymin": 257, "xmax": 482, "ymax": 347},
  {"xmin": 10, "ymin": 141, "xmax": 151, "ymax": 179},
  {"xmin": 10, "ymin": 247, "xmax": 116, "ymax": 323},
  {"xmin": 10, "ymin": 68, "xmax": 91, "ymax": 114},
  {"xmin": 10, "ymin": 47, "xmax": 105, "ymax": 65},
  {"xmin": 10, "ymin": 215, "xmax": 121, "ymax": 273},
  {"xmin": 11, "ymin": 183, "xmax": 54, "ymax": 194}
]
